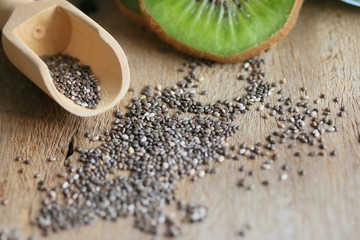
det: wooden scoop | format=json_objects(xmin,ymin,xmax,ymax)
[{"xmin": 0, "ymin": 0, "xmax": 130, "ymax": 117}]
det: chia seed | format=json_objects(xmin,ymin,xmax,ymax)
[
  {"xmin": 185, "ymin": 205, "xmax": 208, "ymax": 223},
  {"xmin": 42, "ymin": 54, "xmax": 101, "ymax": 109},
  {"xmin": 26, "ymin": 56, "xmax": 343, "ymax": 238},
  {"xmin": 1, "ymin": 198, "xmax": 9, "ymax": 206}
]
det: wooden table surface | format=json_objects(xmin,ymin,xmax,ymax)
[{"xmin": 1, "ymin": 0, "xmax": 360, "ymax": 239}]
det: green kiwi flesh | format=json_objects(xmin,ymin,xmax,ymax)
[{"xmin": 140, "ymin": 0, "xmax": 303, "ymax": 62}]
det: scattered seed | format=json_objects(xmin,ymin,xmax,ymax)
[
  {"xmin": 24, "ymin": 160, "xmax": 31, "ymax": 165},
  {"xmin": 28, "ymin": 235, "xmax": 37, "ymax": 240},
  {"xmin": 200, "ymin": 90, "xmax": 208, "ymax": 95},
  {"xmin": 91, "ymin": 136, "xmax": 99, "ymax": 141},
  {"xmin": 34, "ymin": 173, "xmax": 41, "ymax": 179},
  {"xmin": 167, "ymin": 223, "xmax": 181, "ymax": 237},
  {"xmin": 217, "ymin": 155, "xmax": 225, "ymax": 163},
  {"xmin": 186, "ymin": 205, "xmax": 207, "ymax": 223},
  {"xmin": 62, "ymin": 181, "xmax": 69, "ymax": 189},
  {"xmin": 198, "ymin": 170, "xmax": 206, "ymax": 178},
  {"xmin": 243, "ymin": 62, "xmax": 250, "ymax": 69},
  {"xmin": 246, "ymin": 185, "xmax": 255, "ymax": 191},
  {"xmin": 261, "ymin": 163, "xmax": 271, "ymax": 170},
  {"xmin": 281, "ymin": 165, "xmax": 289, "ymax": 171},
  {"xmin": 298, "ymin": 170, "xmax": 306, "ymax": 176},
  {"xmin": 156, "ymin": 84, "xmax": 162, "ymax": 91},
  {"xmin": 238, "ymin": 231, "xmax": 245, "ymax": 237},
  {"xmin": 1, "ymin": 199, "xmax": 9, "ymax": 206},
  {"xmin": 261, "ymin": 180, "xmax": 269, "ymax": 186},
  {"xmin": 280, "ymin": 173, "xmax": 288, "ymax": 181},
  {"xmin": 301, "ymin": 95, "xmax": 309, "ymax": 100},
  {"xmin": 238, "ymin": 166, "xmax": 245, "ymax": 172},
  {"xmin": 22, "ymin": 56, "xmax": 343, "ymax": 237},
  {"xmin": 207, "ymin": 168, "xmax": 218, "ymax": 174},
  {"xmin": 262, "ymin": 113, "xmax": 270, "ymax": 119},
  {"xmin": 330, "ymin": 150, "xmax": 336, "ymax": 156}
]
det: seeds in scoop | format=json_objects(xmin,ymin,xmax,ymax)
[
  {"xmin": 128, "ymin": 147, "xmax": 134, "ymax": 154},
  {"xmin": 42, "ymin": 54, "xmax": 101, "ymax": 109}
]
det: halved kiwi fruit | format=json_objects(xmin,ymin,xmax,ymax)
[
  {"xmin": 115, "ymin": 0, "xmax": 144, "ymax": 24},
  {"xmin": 140, "ymin": 0, "xmax": 304, "ymax": 62}
]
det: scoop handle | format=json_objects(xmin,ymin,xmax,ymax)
[{"xmin": 0, "ymin": 0, "xmax": 34, "ymax": 29}]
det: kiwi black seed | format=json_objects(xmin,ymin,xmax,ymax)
[
  {"xmin": 140, "ymin": 0, "xmax": 304, "ymax": 63},
  {"xmin": 116, "ymin": 0, "xmax": 144, "ymax": 24}
]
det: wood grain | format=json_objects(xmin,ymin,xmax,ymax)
[{"xmin": 0, "ymin": 0, "xmax": 360, "ymax": 239}]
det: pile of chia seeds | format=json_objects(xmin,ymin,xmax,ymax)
[
  {"xmin": 5, "ymin": 57, "xmax": 343, "ymax": 239},
  {"xmin": 42, "ymin": 54, "xmax": 101, "ymax": 109}
]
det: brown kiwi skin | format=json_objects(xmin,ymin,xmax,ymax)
[
  {"xmin": 115, "ymin": 0, "xmax": 145, "ymax": 25},
  {"xmin": 140, "ymin": 0, "xmax": 304, "ymax": 63}
]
